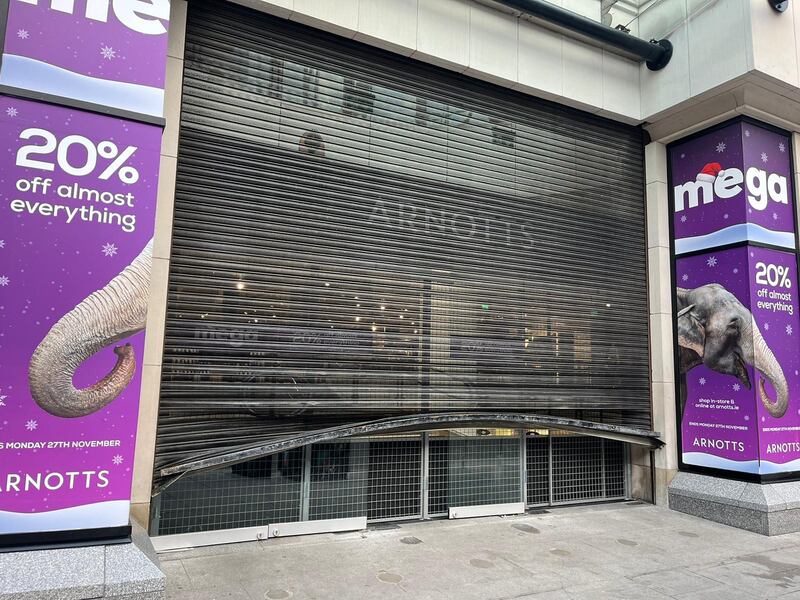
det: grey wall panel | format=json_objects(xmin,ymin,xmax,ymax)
[{"xmin": 154, "ymin": 0, "xmax": 650, "ymax": 471}]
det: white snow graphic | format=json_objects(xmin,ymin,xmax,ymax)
[
  {"xmin": 0, "ymin": 395, "xmax": 6, "ymax": 407},
  {"xmin": 0, "ymin": 275, "xmax": 9, "ymax": 286},
  {"xmin": 0, "ymin": 240, "xmax": 5, "ymax": 249},
  {"xmin": 706, "ymin": 256, "xmax": 718, "ymax": 267},
  {"xmin": 764, "ymin": 322, "xmax": 770, "ymax": 331},
  {"xmin": 17, "ymin": 29, "xmax": 28, "ymax": 40},
  {"xmin": 762, "ymin": 152, "xmax": 769, "ymax": 163},
  {"xmin": 787, "ymin": 325, "xmax": 793, "ymax": 336},
  {"xmin": 682, "ymin": 274, "xmax": 688, "ymax": 282},
  {"xmin": 680, "ymin": 215, "xmax": 687, "ymax": 223},
  {"xmin": 5, "ymin": 107, "xmax": 17, "ymax": 117},
  {"xmin": 25, "ymin": 420, "xmax": 37, "ymax": 431},
  {"xmin": 100, "ymin": 45, "xmax": 117, "ymax": 60},
  {"xmin": 716, "ymin": 142, "xmax": 726, "ymax": 153},
  {"xmin": 745, "ymin": 129, "xmax": 751, "ymax": 137},
  {"xmin": 699, "ymin": 377, "xmax": 706, "ymax": 386},
  {"xmin": 733, "ymin": 383, "xmax": 741, "ymax": 392},
  {"xmin": 780, "ymin": 142, "xmax": 786, "ymax": 153},
  {"xmin": 112, "ymin": 455, "xmax": 124, "ymax": 466},
  {"xmin": 101, "ymin": 243, "xmax": 118, "ymax": 258}
]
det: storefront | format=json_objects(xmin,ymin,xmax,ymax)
[
  {"xmin": 146, "ymin": 0, "xmax": 654, "ymax": 542},
  {"xmin": 9, "ymin": 2, "xmax": 800, "ymax": 579}
]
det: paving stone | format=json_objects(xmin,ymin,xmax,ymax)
[
  {"xmin": 630, "ymin": 567, "xmax": 721, "ymax": 596},
  {"xmin": 162, "ymin": 503, "xmax": 800, "ymax": 600}
]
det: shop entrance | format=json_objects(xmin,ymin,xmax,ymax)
[
  {"xmin": 151, "ymin": 0, "xmax": 650, "ymax": 539},
  {"xmin": 152, "ymin": 429, "xmax": 628, "ymax": 537}
]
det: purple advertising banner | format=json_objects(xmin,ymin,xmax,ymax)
[
  {"xmin": 671, "ymin": 121, "xmax": 795, "ymax": 254},
  {"xmin": 0, "ymin": 0, "xmax": 170, "ymax": 117},
  {"xmin": 750, "ymin": 247, "xmax": 800, "ymax": 473},
  {"xmin": 677, "ymin": 245, "xmax": 800, "ymax": 474},
  {"xmin": 677, "ymin": 247, "xmax": 761, "ymax": 472},
  {"xmin": 0, "ymin": 96, "xmax": 159, "ymax": 534}
]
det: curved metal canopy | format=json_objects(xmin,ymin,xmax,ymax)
[{"xmin": 154, "ymin": 412, "xmax": 661, "ymax": 495}]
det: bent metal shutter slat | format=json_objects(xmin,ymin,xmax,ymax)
[{"xmin": 155, "ymin": 0, "xmax": 651, "ymax": 471}]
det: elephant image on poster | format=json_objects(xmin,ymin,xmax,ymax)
[
  {"xmin": 676, "ymin": 284, "xmax": 788, "ymax": 419},
  {"xmin": 27, "ymin": 239, "xmax": 153, "ymax": 418}
]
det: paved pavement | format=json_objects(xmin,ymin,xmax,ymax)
[{"xmin": 160, "ymin": 501, "xmax": 800, "ymax": 599}]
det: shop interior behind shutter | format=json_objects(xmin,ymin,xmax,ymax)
[{"xmin": 151, "ymin": 0, "xmax": 651, "ymax": 536}]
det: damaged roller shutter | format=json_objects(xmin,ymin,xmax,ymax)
[{"xmin": 154, "ymin": 0, "xmax": 650, "ymax": 477}]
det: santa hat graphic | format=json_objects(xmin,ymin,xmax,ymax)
[{"xmin": 696, "ymin": 162, "xmax": 724, "ymax": 183}]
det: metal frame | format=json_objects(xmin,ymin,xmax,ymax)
[
  {"xmin": 268, "ymin": 517, "xmax": 366, "ymax": 539},
  {"xmin": 449, "ymin": 502, "xmax": 525, "ymax": 519},
  {"xmin": 153, "ymin": 428, "xmax": 630, "ymax": 538}
]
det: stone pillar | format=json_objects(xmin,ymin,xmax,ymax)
[
  {"xmin": 130, "ymin": 0, "xmax": 188, "ymax": 532},
  {"xmin": 643, "ymin": 141, "xmax": 678, "ymax": 505}
]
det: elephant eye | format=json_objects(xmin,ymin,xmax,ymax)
[{"xmin": 728, "ymin": 317, "xmax": 740, "ymax": 331}]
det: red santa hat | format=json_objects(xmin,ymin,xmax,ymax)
[{"xmin": 696, "ymin": 162, "xmax": 724, "ymax": 183}]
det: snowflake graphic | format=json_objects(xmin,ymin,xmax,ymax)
[
  {"xmin": 25, "ymin": 419, "xmax": 37, "ymax": 431},
  {"xmin": 100, "ymin": 45, "xmax": 117, "ymax": 60},
  {"xmin": 706, "ymin": 256, "xmax": 718, "ymax": 268},
  {"xmin": 761, "ymin": 152, "xmax": 769, "ymax": 163},
  {"xmin": 682, "ymin": 274, "xmax": 689, "ymax": 282},
  {"xmin": 745, "ymin": 129, "xmax": 751, "ymax": 137},
  {"xmin": 744, "ymin": 415, "xmax": 750, "ymax": 421},
  {"xmin": 17, "ymin": 29, "xmax": 29, "ymax": 40},
  {"xmin": 716, "ymin": 142, "xmax": 726, "ymax": 153},
  {"xmin": 733, "ymin": 383, "xmax": 741, "ymax": 392},
  {"xmin": 773, "ymin": 212, "xmax": 779, "ymax": 220},
  {"xmin": 0, "ymin": 395, "xmax": 6, "ymax": 407},
  {"xmin": 764, "ymin": 322, "xmax": 770, "ymax": 331},
  {"xmin": 101, "ymin": 243, "xmax": 118, "ymax": 258},
  {"xmin": 112, "ymin": 455, "xmax": 124, "ymax": 466},
  {"xmin": 680, "ymin": 215, "xmax": 687, "ymax": 223},
  {"xmin": 0, "ymin": 240, "xmax": 5, "ymax": 248},
  {"xmin": 5, "ymin": 107, "xmax": 17, "ymax": 117},
  {"xmin": 699, "ymin": 377, "xmax": 706, "ymax": 386},
  {"xmin": 723, "ymin": 213, "xmax": 729, "ymax": 220},
  {"xmin": 0, "ymin": 275, "xmax": 9, "ymax": 286},
  {"xmin": 780, "ymin": 142, "xmax": 786, "ymax": 153},
  {"xmin": 788, "ymin": 325, "xmax": 793, "ymax": 336},
  {"xmin": 733, "ymin": 268, "xmax": 738, "ymax": 274}
]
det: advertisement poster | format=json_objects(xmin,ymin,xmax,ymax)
[
  {"xmin": 0, "ymin": 0, "xmax": 170, "ymax": 117},
  {"xmin": 671, "ymin": 121, "xmax": 795, "ymax": 254},
  {"xmin": 0, "ymin": 96, "xmax": 160, "ymax": 535},
  {"xmin": 676, "ymin": 246, "xmax": 800, "ymax": 474},
  {"xmin": 677, "ymin": 247, "xmax": 760, "ymax": 471},
  {"xmin": 750, "ymin": 247, "xmax": 800, "ymax": 473}
]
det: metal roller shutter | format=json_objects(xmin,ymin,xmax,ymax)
[{"xmin": 155, "ymin": 0, "xmax": 650, "ymax": 473}]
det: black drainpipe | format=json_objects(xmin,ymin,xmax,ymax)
[{"xmin": 492, "ymin": 0, "xmax": 673, "ymax": 71}]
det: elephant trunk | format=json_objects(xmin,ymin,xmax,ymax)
[
  {"xmin": 744, "ymin": 322, "xmax": 789, "ymax": 419},
  {"xmin": 28, "ymin": 240, "xmax": 153, "ymax": 418}
]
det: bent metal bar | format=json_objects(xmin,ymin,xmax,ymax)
[{"xmin": 0, "ymin": 0, "xmax": 169, "ymax": 547}]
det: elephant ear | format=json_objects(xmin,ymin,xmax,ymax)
[
  {"xmin": 677, "ymin": 304, "xmax": 705, "ymax": 357},
  {"xmin": 676, "ymin": 287, "xmax": 691, "ymax": 311}
]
